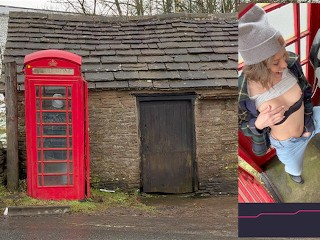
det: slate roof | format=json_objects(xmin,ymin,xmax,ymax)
[{"xmin": 2, "ymin": 11, "xmax": 237, "ymax": 91}]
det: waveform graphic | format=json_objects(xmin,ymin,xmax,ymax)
[{"xmin": 239, "ymin": 210, "xmax": 320, "ymax": 219}]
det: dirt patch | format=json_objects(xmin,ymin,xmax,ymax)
[
  {"xmin": 142, "ymin": 195, "xmax": 236, "ymax": 216},
  {"xmin": 97, "ymin": 194, "xmax": 237, "ymax": 217},
  {"xmin": 96, "ymin": 194, "xmax": 238, "ymax": 238}
]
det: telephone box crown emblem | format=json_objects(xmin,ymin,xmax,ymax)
[{"xmin": 48, "ymin": 59, "xmax": 58, "ymax": 67}]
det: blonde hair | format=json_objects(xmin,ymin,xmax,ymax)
[{"xmin": 243, "ymin": 51, "xmax": 289, "ymax": 89}]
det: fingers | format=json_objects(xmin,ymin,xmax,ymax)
[
  {"xmin": 260, "ymin": 105, "xmax": 284, "ymax": 115},
  {"xmin": 260, "ymin": 105, "xmax": 271, "ymax": 113},
  {"xmin": 257, "ymin": 104, "xmax": 288, "ymax": 128},
  {"xmin": 270, "ymin": 108, "xmax": 286, "ymax": 125},
  {"xmin": 269, "ymin": 105, "xmax": 285, "ymax": 115},
  {"xmin": 263, "ymin": 105, "xmax": 286, "ymax": 126}
]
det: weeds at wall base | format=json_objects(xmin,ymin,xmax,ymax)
[{"xmin": 0, "ymin": 184, "xmax": 155, "ymax": 214}]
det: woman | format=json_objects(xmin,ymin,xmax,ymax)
[{"xmin": 238, "ymin": 5, "xmax": 320, "ymax": 184}]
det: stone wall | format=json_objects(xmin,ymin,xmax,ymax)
[
  {"xmin": 194, "ymin": 91, "xmax": 238, "ymax": 195},
  {"xmin": 89, "ymin": 91, "xmax": 140, "ymax": 189},
  {"xmin": 16, "ymin": 88, "xmax": 237, "ymax": 194},
  {"xmin": 17, "ymin": 93, "xmax": 27, "ymax": 179}
]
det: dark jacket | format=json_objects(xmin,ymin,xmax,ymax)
[{"xmin": 238, "ymin": 51, "xmax": 314, "ymax": 156}]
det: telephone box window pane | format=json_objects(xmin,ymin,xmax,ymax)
[
  {"xmin": 68, "ymin": 101, "xmax": 72, "ymax": 109},
  {"xmin": 302, "ymin": 64, "xmax": 306, "ymax": 76},
  {"xmin": 300, "ymin": 36, "xmax": 307, "ymax": 61},
  {"xmin": 43, "ymin": 112, "xmax": 67, "ymax": 123},
  {"xmin": 69, "ymin": 150, "xmax": 72, "ymax": 160},
  {"xmin": 69, "ymin": 163, "xmax": 73, "ymax": 173},
  {"xmin": 38, "ymin": 164, "xmax": 42, "ymax": 173},
  {"xmin": 44, "ymin": 176, "xmax": 68, "ymax": 186},
  {"xmin": 42, "ymin": 125, "xmax": 69, "ymax": 136},
  {"xmin": 286, "ymin": 43, "xmax": 296, "ymax": 54},
  {"xmin": 267, "ymin": 5, "xmax": 294, "ymax": 40},
  {"xmin": 300, "ymin": 4, "xmax": 308, "ymax": 33},
  {"xmin": 38, "ymin": 151, "xmax": 42, "ymax": 161},
  {"xmin": 36, "ymin": 100, "xmax": 40, "ymax": 110},
  {"xmin": 68, "ymin": 112, "xmax": 72, "ymax": 122},
  {"xmin": 43, "ymin": 150, "xmax": 67, "ymax": 161},
  {"xmin": 36, "ymin": 86, "xmax": 40, "ymax": 97},
  {"xmin": 43, "ymin": 163, "xmax": 67, "ymax": 173},
  {"xmin": 37, "ymin": 112, "xmax": 40, "ymax": 123},
  {"xmin": 38, "ymin": 176, "xmax": 43, "ymax": 186},
  {"xmin": 70, "ymin": 176, "xmax": 73, "ymax": 185},
  {"xmin": 43, "ymin": 138, "xmax": 67, "ymax": 148},
  {"xmin": 37, "ymin": 138, "xmax": 42, "ymax": 148},
  {"xmin": 68, "ymin": 87, "xmax": 72, "ymax": 98},
  {"xmin": 42, "ymin": 86, "xmax": 66, "ymax": 97},
  {"xmin": 42, "ymin": 99, "xmax": 66, "ymax": 110}
]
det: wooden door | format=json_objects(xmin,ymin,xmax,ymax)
[{"xmin": 139, "ymin": 97, "xmax": 195, "ymax": 193}]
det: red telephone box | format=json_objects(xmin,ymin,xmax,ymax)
[{"xmin": 24, "ymin": 50, "xmax": 90, "ymax": 200}]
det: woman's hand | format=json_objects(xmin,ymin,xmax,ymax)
[{"xmin": 255, "ymin": 105, "xmax": 285, "ymax": 130}]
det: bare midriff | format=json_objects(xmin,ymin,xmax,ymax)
[{"xmin": 258, "ymin": 83, "xmax": 304, "ymax": 141}]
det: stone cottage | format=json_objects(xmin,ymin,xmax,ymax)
[{"xmin": 1, "ymin": 11, "xmax": 237, "ymax": 195}]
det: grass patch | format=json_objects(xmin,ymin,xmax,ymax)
[
  {"xmin": 0, "ymin": 128, "xmax": 6, "ymax": 134},
  {"xmin": 0, "ymin": 185, "xmax": 9, "ymax": 197},
  {"xmin": 0, "ymin": 185, "xmax": 155, "ymax": 214}
]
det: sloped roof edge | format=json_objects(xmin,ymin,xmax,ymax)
[{"xmin": 8, "ymin": 11, "xmax": 236, "ymax": 23}]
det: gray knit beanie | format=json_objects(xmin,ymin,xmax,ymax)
[{"xmin": 239, "ymin": 5, "xmax": 285, "ymax": 65}]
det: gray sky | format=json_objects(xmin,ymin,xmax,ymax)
[{"xmin": 0, "ymin": 0, "xmax": 60, "ymax": 10}]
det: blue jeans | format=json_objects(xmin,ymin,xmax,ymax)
[{"xmin": 269, "ymin": 106, "xmax": 320, "ymax": 176}]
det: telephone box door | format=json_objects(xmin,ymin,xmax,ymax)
[{"xmin": 26, "ymin": 81, "xmax": 85, "ymax": 199}]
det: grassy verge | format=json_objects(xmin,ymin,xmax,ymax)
[{"xmin": 0, "ymin": 185, "xmax": 155, "ymax": 214}]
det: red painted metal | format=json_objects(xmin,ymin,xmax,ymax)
[
  {"xmin": 238, "ymin": 62, "xmax": 244, "ymax": 71},
  {"xmin": 238, "ymin": 3, "xmax": 255, "ymax": 19},
  {"xmin": 238, "ymin": 147, "xmax": 262, "ymax": 173},
  {"xmin": 262, "ymin": 3, "xmax": 286, "ymax": 13},
  {"xmin": 238, "ymin": 167, "xmax": 275, "ymax": 203},
  {"xmin": 238, "ymin": 131, "xmax": 276, "ymax": 172},
  {"xmin": 305, "ymin": 4, "xmax": 311, "ymax": 89},
  {"xmin": 24, "ymin": 50, "xmax": 90, "ymax": 200},
  {"xmin": 84, "ymin": 80, "xmax": 90, "ymax": 198},
  {"xmin": 293, "ymin": 4, "xmax": 300, "ymax": 56},
  {"xmin": 24, "ymin": 49, "xmax": 81, "ymax": 66}
]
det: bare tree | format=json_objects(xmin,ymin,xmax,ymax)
[
  {"xmin": 114, "ymin": 0, "xmax": 123, "ymax": 16},
  {"xmin": 221, "ymin": 0, "xmax": 236, "ymax": 13},
  {"xmin": 50, "ymin": 0, "xmax": 237, "ymax": 16},
  {"xmin": 130, "ymin": 0, "xmax": 143, "ymax": 15},
  {"xmin": 50, "ymin": 0, "xmax": 99, "ymax": 14}
]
